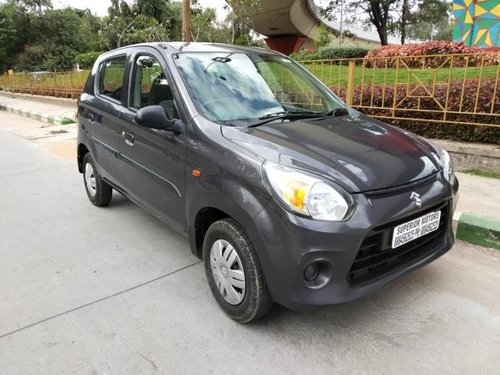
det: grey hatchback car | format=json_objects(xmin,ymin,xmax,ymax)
[{"xmin": 77, "ymin": 43, "xmax": 459, "ymax": 322}]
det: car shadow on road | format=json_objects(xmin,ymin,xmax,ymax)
[
  {"xmin": 108, "ymin": 192, "xmax": 134, "ymax": 208},
  {"xmin": 244, "ymin": 264, "xmax": 445, "ymax": 342}
]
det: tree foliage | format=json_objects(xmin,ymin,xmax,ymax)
[
  {"xmin": 0, "ymin": 0, "xmax": 102, "ymax": 71},
  {"xmin": 319, "ymin": 0, "xmax": 451, "ymax": 45},
  {"xmin": 406, "ymin": 0, "xmax": 452, "ymax": 41},
  {"xmin": 0, "ymin": 0, "xmax": 261, "ymax": 72},
  {"xmin": 315, "ymin": 24, "xmax": 333, "ymax": 48}
]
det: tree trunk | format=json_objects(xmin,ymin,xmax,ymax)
[
  {"xmin": 377, "ymin": 27, "xmax": 388, "ymax": 45},
  {"xmin": 368, "ymin": 1, "xmax": 390, "ymax": 45},
  {"xmin": 400, "ymin": 0, "xmax": 409, "ymax": 44}
]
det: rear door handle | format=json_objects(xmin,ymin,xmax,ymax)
[{"xmin": 122, "ymin": 131, "xmax": 135, "ymax": 146}]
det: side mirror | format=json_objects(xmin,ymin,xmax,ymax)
[{"xmin": 135, "ymin": 105, "xmax": 182, "ymax": 134}]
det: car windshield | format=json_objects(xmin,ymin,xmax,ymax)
[{"xmin": 173, "ymin": 52, "xmax": 346, "ymax": 125}]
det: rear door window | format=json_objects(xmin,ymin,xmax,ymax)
[{"xmin": 98, "ymin": 56, "xmax": 127, "ymax": 102}]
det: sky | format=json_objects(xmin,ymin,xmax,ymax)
[{"xmin": 52, "ymin": 0, "xmax": 229, "ymax": 19}]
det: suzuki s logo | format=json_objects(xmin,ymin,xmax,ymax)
[{"xmin": 410, "ymin": 192, "xmax": 422, "ymax": 207}]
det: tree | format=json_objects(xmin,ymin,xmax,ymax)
[
  {"xmin": 0, "ymin": 0, "xmax": 51, "ymax": 70},
  {"xmin": 406, "ymin": 0, "xmax": 452, "ymax": 41},
  {"xmin": 190, "ymin": 7, "xmax": 217, "ymax": 42},
  {"xmin": 315, "ymin": 23, "xmax": 333, "ymax": 47},
  {"xmin": 321, "ymin": 0, "xmax": 397, "ymax": 45},
  {"xmin": 20, "ymin": 0, "xmax": 52, "ymax": 16},
  {"xmin": 136, "ymin": 0, "xmax": 166, "ymax": 23},
  {"xmin": 38, "ymin": 8, "xmax": 91, "ymax": 70},
  {"xmin": 399, "ymin": 0, "xmax": 410, "ymax": 44},
  {"xmin": 319, "ymin": 0, "xmax": 450, "ymax": 45},
  {"xmin": 99, "ymin": 0, "xmax": 136, "ymax": 49},
  {"xmin": 77, "ymin": 9, "xmax": 105, "ymax": 52}
]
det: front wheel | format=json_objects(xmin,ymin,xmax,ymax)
[
  {"xmin": 203, "ymin": 218, "xmax": 273, "ymax": 323},
  {"xmin": 82, "ymin": 153, "xmax": 112, "ymax": 206}
]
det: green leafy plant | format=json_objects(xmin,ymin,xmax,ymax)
[{"xmin": 75, "ymin": 52, "xmax": 104, "ymax": 69}]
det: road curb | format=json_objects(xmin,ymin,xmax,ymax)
[
  {"xmin": 0, "ymin": 103, "xmax": 75, "ymax": 126},
  {"xmin": 455, "ymin": 212, "xmax": 500, "ymax": 250}
]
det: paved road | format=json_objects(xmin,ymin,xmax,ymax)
[{"xmin": 1, "ymin": 112, "xmax": 500, "ymax": 375}]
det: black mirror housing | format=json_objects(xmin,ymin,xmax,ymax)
[{"xmin": 135, "ymin": 105, "xmax": 182, "ymax": 134}]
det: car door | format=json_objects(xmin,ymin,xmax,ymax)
[
  {"xmin": 118, "ymin": 49, "xmax": 187, "ymax": 231},
  {"xmin": 84, "ymin": 53, "xmax": 129, "ymax": 188}
]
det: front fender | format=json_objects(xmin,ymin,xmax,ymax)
[{"xmin": 186, "ymin": 169, "xmax": 272, "ymax": 257}]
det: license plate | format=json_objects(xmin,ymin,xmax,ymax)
[{"xmin": 391, "ymin": 211, "xmax": 441, "ymax": 249}]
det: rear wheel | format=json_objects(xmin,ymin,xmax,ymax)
[
  {"xmin": 203, "ymin": 218, "xmax": 273, "ymax": 323},
  {"xmin": 82, "ymin": 153, "xmax": 112, "ymax": 206}
]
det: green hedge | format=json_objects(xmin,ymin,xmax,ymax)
[
  {"xmin": 75, "ymin": 51, "xmax": 103, "ymax": 69},
  {"xmin": 290, "ymin": 47, "xmax": 369, "ymax": 61},
  {"xmin": 317, "ymin": 46, "xmax": 369, "ymax": 60},
  {"xmin": 289, "ymin": 50, "xmax": 320, "ymax": 61}
]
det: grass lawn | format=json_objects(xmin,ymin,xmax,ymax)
[{"xmin": 300, "ymin": 63, "xmax": 499, "ymax": 89}]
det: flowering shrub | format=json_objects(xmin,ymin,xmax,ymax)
[{"xmin": 364, "ymin": 41, "xmax": 500, "ymax": 68}]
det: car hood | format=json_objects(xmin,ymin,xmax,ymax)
[{"xmin": 221, "ymin": 113, "xmax": 441, "ymax": 193}]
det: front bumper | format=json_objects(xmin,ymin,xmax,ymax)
[{"xmin": 252, "ymin": 174, "xmax": 459, "ymax": 311}]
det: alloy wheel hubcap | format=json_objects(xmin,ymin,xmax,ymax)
[
  {"xmin": 210, "ymin": 239, "xmax": 246, "ymax": 305},
  {"xmin": 84, "ymin": 162, "xmax": 97, "ymax": 197}
]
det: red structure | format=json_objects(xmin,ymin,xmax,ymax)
[{"xmin": 265, "ymin": 36, "xmax": 306, "ymax": 55}]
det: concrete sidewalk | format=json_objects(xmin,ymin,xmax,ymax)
[
  {"xmin": 0, "ymin": 91, "xmax": 499, "ymax": 249},
  {"xmin": 0, "ymin": 91, "xmax": 76, "ymax": 125},
  {"xmin": 454, "ymin": 172, "xmax": 500, "ymax": 250}
]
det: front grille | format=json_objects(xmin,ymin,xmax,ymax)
[
  {"xmin": 347, "ymin": 201, "xmax": 449, "ymax": 288},
  {"xmin": 363, "ymin": 173, "xmax": 438, "ymax": 198}
]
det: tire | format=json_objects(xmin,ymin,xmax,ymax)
[
  {"xmin": 203, "ymin": 218, "xmax": 273, "ymax": 323},
  {"xmin": 82, "ymin": 153, "xmax": 112, "ymax": 207}
]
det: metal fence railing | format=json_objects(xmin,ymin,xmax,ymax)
[
  {"xmin": 300, "ymin": 52, "xmax": 500, "ymax": 128},
  {"xmin": 0, "ymin": 70, "xmax": 89, "ymax": 99}
]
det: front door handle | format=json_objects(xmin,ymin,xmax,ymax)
[{"xmin": 122, "ymin": 131, "xmax": 135, "ymax": 146}]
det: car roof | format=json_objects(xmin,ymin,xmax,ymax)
[{"xmin": 99, "ymin": 42, "xmax": 275, "ymax": 59}]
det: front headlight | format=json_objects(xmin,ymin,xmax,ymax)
[
  {"xmin": 441, "ymin": 149, "xmax": 454, "ymax": 183},
  {"xmin": 262, "ymin": 162, "xmax": 353, "ymax": 221}
]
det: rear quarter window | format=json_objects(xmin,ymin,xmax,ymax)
[
  {"xmin": 83, "ymin": 71, "xmax": 94, "ymax": 95},
  {"xmin": 98, "ymin": 56, "xmax": 127, "ymax": 102}
]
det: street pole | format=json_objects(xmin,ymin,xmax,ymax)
[
  {"xmin": 182, "ymin": 0, "xmax": 191, "ymax": 42},
  {"xmin": 118, "ymin": 20, "xmax": 135, "ymax": 48},
  {"xmin": 339, "ymin": 0, "xmax": 344, "ymax": 45}
]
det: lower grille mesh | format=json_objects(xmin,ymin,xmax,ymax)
[{"xmin": 347, "ymin": 201, "xmax": 449, "ymax": 287}]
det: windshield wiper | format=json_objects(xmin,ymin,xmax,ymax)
[
  {"xmin": 305, "ymin": 107, "xmax": 350, "ymax": 122},
  {"xmin": 247, "ymin": 110, "xmax": 326, "ymax": 128},
  {"xmin": 257, "ymin": 111, "xmax": 288, "ymax": 120}
]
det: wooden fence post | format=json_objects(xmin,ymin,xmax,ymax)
[{"xmin": 346, "ymin": 60, "xmax": 356, "ymax": 105}]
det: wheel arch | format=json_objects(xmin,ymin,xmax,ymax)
[
  {"xmin": 191, "ymin": 207, "xmax": 230, "ymax": 259},
  {"xmin": 77, "ymin": 143, "xmax": 89, "ymax": 173},
  {"xmin": 188, "ymin": 197, "xmax": 269, "ymax": 262}
]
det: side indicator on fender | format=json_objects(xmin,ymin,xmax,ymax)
[{"xmin": 192, "ymin": 169, "xmax": 202, "ymax": 177}]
